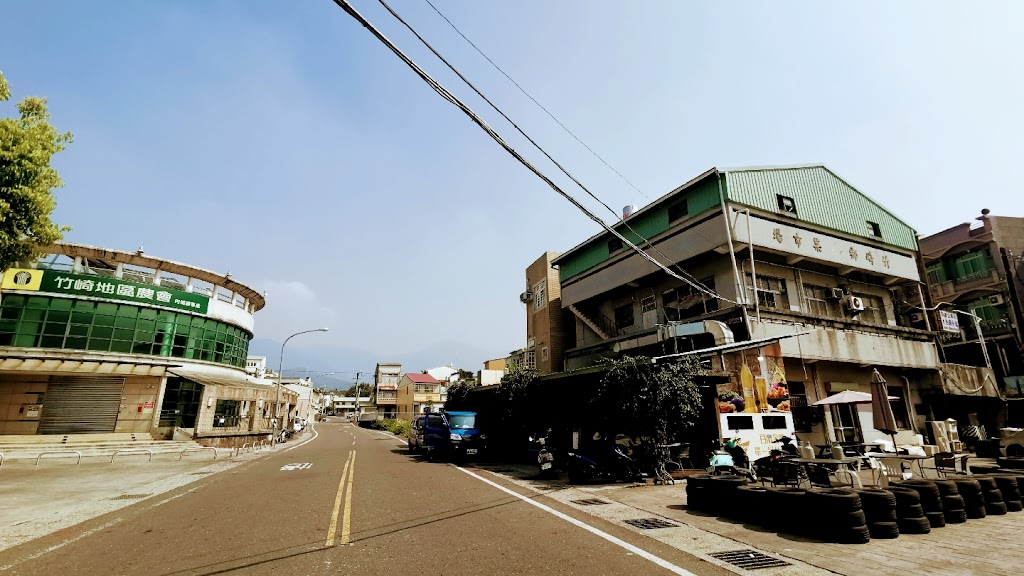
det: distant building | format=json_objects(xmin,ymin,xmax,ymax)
[
  {"xmin": 246, "ymin": 356, "xmax": 268, "ymax": 379},
  {"xmin": 374, "ymin": 362, "xmax": 401, "ymax": 417},
  {"xmin": 522, "ymin": 251, "xmax": 569, "ymax": 375},
  {"xmin": 396, "ymin": 372, "xmax": 442, "ymax": 418},
  {"xmin": 920, "ymin": 211, "xmax": 1024, "ymax": 400}
]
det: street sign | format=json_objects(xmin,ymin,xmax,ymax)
[
  {"xmin": 280, "ymin": 463, "xmax": 312, "ymax": 471},
  {"xmin": 939, "ymin": 310, "xmax": 960, "ymax": 333}
]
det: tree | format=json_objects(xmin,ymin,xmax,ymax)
[
  {"xmin": 0, "ymin": 70, "xmax": 72, "ymax": 270},
  {"xmin": 444, "ymin": 378, "xmax": 479, "ymax": 411},
  {"xmin": 344, "ymin": 382, "xmax": 374, "ymax": 399},
  {"xmin": 589, "ymin": 355, "xmax": 703, "ymax": 446}
]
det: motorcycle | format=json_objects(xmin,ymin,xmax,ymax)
[
  {"xmin": 707, "ymin": 447, "xmax": 757, "ymax": 483},
  {"xmin": 566, "ymin": 443, "xmax": 642, "ymax": 484},
  {"xmin": 533, "ymin": 433, "xmax": 556, "ymax": 479}
]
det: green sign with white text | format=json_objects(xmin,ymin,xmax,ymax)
[{"xmin": 21, "ymin": 269, "xmax": 211, "ymax": 314}]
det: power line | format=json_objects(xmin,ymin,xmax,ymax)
[
  {"xmin": 356, "ymin": 0, "xmax": 730, "ymax": 304},
  {"xmin": 421, "ymin": 0, "xmax": 650, "ymax": 202}
]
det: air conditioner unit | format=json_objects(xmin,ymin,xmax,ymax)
[
  {"xmin": 842, "ymin": 295, "xmax": 865, "ymax": 315},
  {"xmin": 519, "ymin": 291, "xmax": 534, "ymax": 304},
  {"xmin": 910, "ymin": 312, "xmax": 924, "ymax": 323},
  {"xmin": 989, "ymin": 294, "xmax": 1005, "ymax": 305},
  {"xmin": 826, "ymin": 287, "xmax": 845, "ymax": 300}
]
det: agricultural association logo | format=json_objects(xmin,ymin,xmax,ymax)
[{"xmin": 12, "ymin": 271, "xmax": 32, "ymax": 286}]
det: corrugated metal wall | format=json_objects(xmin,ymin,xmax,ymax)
[
  {"xmin": 723, "ymin": 166, "xmax": 918, "ymax": 251},
  {"xmin": 38, "ymin": 376, "xmax": 125, "ymax": 434}
]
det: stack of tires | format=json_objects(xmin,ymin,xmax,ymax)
[
  {"xmin": 931, "ymin": 479, "xmax": 968, "ymax": 524},
  {"xmin": 685, "ymin": 475, "xmax": 748, "ymax": 515},
  {"xmin": 991, "ymin": 475, "xmax": 1024, "ymax": 512},
  {"xmin": 763, "ymin": 487, "xmax": 808, "ymax": 535},
  {"xmin": 885, "ymin": 485, "xmax": 931, "ymax": 535},
  {"xmin": 892, "ymin": 480, "xmax": 945, "ymax": 528},
  {"xmin": 805, "ymin": 489, "xmax": 870, "ymax": 544},
  {"xmin": 856, "ymin": 488, "xmax": 899, "ymax": 539},
  {"xmin": 732, "ymin": 485, "xmax": 770, "ymax": 523},
  {"xmin": 973, "ymin": 476, "xmax": 1008, "ymax": 516},
  {"xmin": 951, "ymin": 478, "xmax": 986, "ymax": 519}
]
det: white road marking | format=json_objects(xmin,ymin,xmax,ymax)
[
  {"xmin": 455, "ymin": 467, "xmax": 698, "ymax": 576},
  {"xmin": 282, "ymin": 423, "xmax": 319, "ymax": 453},
  {"xmin": 281, "ymin": 463, "xmax": 313, "ymax": 471}
]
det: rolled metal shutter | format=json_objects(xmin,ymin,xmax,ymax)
[{"xmin": 38, "ymin": 376, "xmax": 125, "ymax": 434}]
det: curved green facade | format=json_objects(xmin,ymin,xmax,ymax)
[{"xmin": 0, "ymin": 295, "xmax": 250, "ymax": 368}]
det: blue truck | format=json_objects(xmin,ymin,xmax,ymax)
[{"xmin": 408, "ymin": 410, "xmax": 486, "ymax": 461}]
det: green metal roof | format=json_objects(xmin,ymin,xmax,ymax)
[
  {"xmin": 721, "ymin": 165, "xmax": 918, "ymax": 251},
  {"xmin": 553, "ymin": 165, "xmax": 918, "ymax": 283}
]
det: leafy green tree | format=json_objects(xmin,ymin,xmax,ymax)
[
  {"xmin": 0, "ymin": 70, "xmax": 72, "ymax": 270},
  {"xmin": 444, "ymin": 378, "xmax": 479, "ymax": 411},
  {"xmin": 589, "ymin": 355, "xmax": 703, "ymax": 446},
  {"xmin": 344, "ymin": 382, "xmax": 374, "ymax": 400}
]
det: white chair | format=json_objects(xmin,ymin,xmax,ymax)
[{"xmin": 876, "ymin": 457, "xmax": 913, "ymax": 486}]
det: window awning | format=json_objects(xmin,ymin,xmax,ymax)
[{"xmin": 168, "ymin": 368, "xmax": 277, "ymax": 391}]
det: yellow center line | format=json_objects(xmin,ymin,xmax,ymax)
[
  {"xmin": 340, "ymin": 451, "xmax": 357, "ymax": 545},
  {"xmin": 325, "ymin": 450, "xmax": 353, "ymax": 547}
]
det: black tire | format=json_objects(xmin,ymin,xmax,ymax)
[
  {"xmin": 974, "ymin": 476, "xmax": 999, "ymax": 492},
  {"xmin": 942, "ymin": 494, "xmax": 965, "ymax": 510},
  {"xmin": 868, "ymin": 521, "xmax": 900, "ymax": 539},
  {"xmin": 986, "ymin": 501, "xmax": 1008, "ymax": 515},
  {"xmin": 766, "ymin": 487, "xmax": 808, "ymax": 534},
  {"xmin": 951, "ymin": 477, "xmax": 982, "ymax": 495},
  {"xmin": 984, "ymin": 489, "xmax": 1005, "ymax": 504},
  {"xmin": 886, "ymin": 486, "xmax": 921, "ymax": 505},
  {"xmin": 897, "ymin": 516, "xmax": 932, "ymax": 534},
  {"xmin": 966, "ymin": 505, "xmax": 987, "ymax": 519},
  {"xmin": 865, "ymin": 507, "xmax": 898, "ymax": 523},
  {"xmin": 1007, "ymin": 500, "xmax": 1024, "ymax": 512},
  {"xmin": 894, "ymin": 481, "xmax": 943, "ymax": 513},
  {"xmin": 733, "ymin": 485, "xmax": 770, "ymax": 522},
  {"xmin": 896, "ymin": 503, "xmax": 925, "ymax": 519},
  {"xmin": 831, "ymin": 525, "xmax": 871, "ymax": 544},
  {"xmin": 932, "ymin": 479, "xmax": 959, "ymax": 496},
  {"xmin": 807, "ymin": 488, "xmax": 863, "ymax": 513},
  {"xmin": 856, "ymin": 488, "xmax": 897, "ymax": 508},
  {"xmin": 686, "ymin": 474, "xmax": 715, "ymax": 488},
  {"xmin": 944, "ymin": 508, "xmax": 968, "ymax": 523},
  {"xmin": 925, "ymin": 511, "xmax": 946, "ymax": 528}
]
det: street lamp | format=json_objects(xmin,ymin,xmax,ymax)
[{"xmin": 275, "ymin": 328, "xmax": 329, "ymax": 440}]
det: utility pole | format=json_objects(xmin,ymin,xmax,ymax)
[{"xmin": 353, "ymin": 371, "xmax": 361, "ymax": 419}]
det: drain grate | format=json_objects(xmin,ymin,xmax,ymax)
[
  {"xmin": 572, "ymin": 498, "xmax": 611, "ymax": 506},
  {"xmin": 110, "ymin": 493, "xmax": 152, "ymax": 501},
  {"xmin": 623, "ymin": 517, "xmax": 678, "ymax": 530},
  {"xmin": 710, "ymin": 550, "xmax": 791, "ymax": 570}
]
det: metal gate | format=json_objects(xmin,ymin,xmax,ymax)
[{"xmin": 38, "ymin": 376, "xmax": 125, "ymax": 434}]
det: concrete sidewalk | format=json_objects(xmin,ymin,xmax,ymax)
[
  {"xmin": 469, "ymin": 459, "xmax": 1021, "ymax": 576},
  {"xmin": 0, "ymin": 429, "xmax": 315, "ymax": 553}
]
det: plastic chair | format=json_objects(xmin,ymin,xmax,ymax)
[
  {"xmin": 930, "ymin": 452, "xmax": 964, "ymax": 477},
  {"xmin": 876, "ymin": 457, "xmax": 912, "ymax": 486}
]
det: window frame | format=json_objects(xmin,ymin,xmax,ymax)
[{"xmin": 776, "ymin": 194, "xmax": 797, "ymax": 215}]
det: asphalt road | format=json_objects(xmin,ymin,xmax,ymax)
[{"xmin": 0, "ymin": 422, "xmax": 730, "ymax": 576}]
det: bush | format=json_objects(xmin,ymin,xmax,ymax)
[{"xmin": 376, "ymin": 418, "xmax": 411, "ymax": 438}]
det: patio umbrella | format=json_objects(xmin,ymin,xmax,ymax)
[
  {"xmin": 870, "ymin": 369, "xmax": 899, "ymax": 452},
  {"xmin": 812, "ymin": 390, "xmax": 874, "ymax": 405}
]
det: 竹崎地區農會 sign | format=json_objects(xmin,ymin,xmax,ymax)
[{"xmin": 1, "ymin": 268, "xmax": 209, "ymax": 314}]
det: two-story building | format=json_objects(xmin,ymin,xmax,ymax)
[
  {"xmin": 374, "ymin": 362, "xmax": 401, "ymax": 418},
  {"xmin": 395, "ymin": 372, "xmax": 442, "ymax": 419},
  {"xmin": 535, "ymin": 165, "xmax": 994, "ymax": 450},
  {"xmin": 920, "ymin": 211, "xmax": 1024, "ymax": 403}
]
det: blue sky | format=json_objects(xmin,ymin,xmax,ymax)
[{"xmin": 2, "ymin": 1, "xmax": 1022, "ymax": 375}]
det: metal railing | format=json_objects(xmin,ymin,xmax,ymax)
[
  {"xmin": 178, "ymin": 447, "xmax": 218, "ymax": 460},
  {"xmin": 36, "ymin": 451, "xmax": 82, "ymax": 467},
  {"xmin": 111, "ymin": 449, "xmax": 154, "ymax": 463}
]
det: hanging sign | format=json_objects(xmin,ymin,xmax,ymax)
[{"xmin": 939, "ymin": 310, "xmax": 960, "ymax": 333}]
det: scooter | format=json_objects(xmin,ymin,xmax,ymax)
[
  {"xmin": 707, "ymin": 448, "xmax": 758, "ymax": 482},
  {"xmin": 534, "ymin": 434, "xmax": 556, "ymax": 479},
  {"xmin": 566, "ymin": 443, "xmax": 642, "ymax": 484}
]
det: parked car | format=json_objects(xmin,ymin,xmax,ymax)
[{"xmin": 407, "ymin": 411, "xmax": 486, "ymax": 461}]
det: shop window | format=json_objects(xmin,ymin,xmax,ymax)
[{"xmin": 213, "ymin": 399, "xmax": 241, "ymax": 428}]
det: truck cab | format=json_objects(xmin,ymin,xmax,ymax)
[{"xmin": 409, "ymin": 410, "xmax": 486, "ymax": 461}]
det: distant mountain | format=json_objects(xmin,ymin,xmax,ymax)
[{"xmin": 246, "ymin": 337, "xmax": 502, "ymax": 385}]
